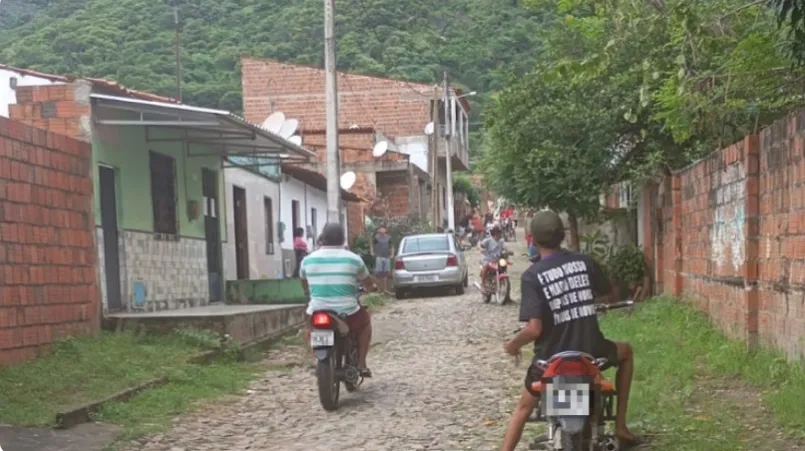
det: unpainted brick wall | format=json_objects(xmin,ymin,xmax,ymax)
[
  {"xmin": 647, "ymin": 111, "xmax": 805, "ymax": 360},
  {"xmin": 9, "ymin": 82, "xmax": 91, "ymax": 142},
  {"xmin": 0, "ymin": 117, "xmax": 100, "ymax": 366}
]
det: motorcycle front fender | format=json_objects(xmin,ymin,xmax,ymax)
[
  {"xmin": 313, "ymin": 347, "xmax": 333, "ymax": 361},
  {"xmin": 558, "ymin": 416, "xmax": 587, "ymax": 435}
]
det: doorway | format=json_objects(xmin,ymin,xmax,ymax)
[
  {"xmin": 202, "ymin": 169, "xmax": 223, "ymax": 301},
  {"xmin": 233, "ymin": 186, "xmax": 249, "ymax": 280},
  {"xmin": 99, "ymin": 166, "xmax": 122, "ymax": 311},
  {"xmin": 291, "ymin": 200, "xmax": 300, "ymax": 233}
]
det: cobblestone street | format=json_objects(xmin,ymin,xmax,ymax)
[{"xmin": 125, "ymin": 241, "xmax": 532, "ymax": 451}]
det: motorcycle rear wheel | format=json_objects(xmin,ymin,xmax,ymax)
[
  {"xmin": 560, "ymin": 431, "xmax": 583, "ymax": 451},
  {"xmin": 316, "ymin": 353, "xmax": 340, "ymax": 411}
]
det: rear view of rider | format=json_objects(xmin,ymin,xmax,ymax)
[
  {"xmin": 300, "ymin": 223, "xmax": 377, "ymax": 378},
  {"xmin": 479, "ymin": 225, "xmax": 506, "ymax": 284},
  {"xmin": 500, "ymin": 210, "xmax": 642, "ymax": 451}
]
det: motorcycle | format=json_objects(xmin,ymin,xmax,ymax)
[
  {"xmin": 523, "ymin": 300, "xmax": 635, "ymax": 451},
  {"xmin": 481, "ymin": 250, "xmax": 512, "ymax": 304},
  {"xmin": 502, "ymin": 218, "xmax": 516, "ymax": 242},
  {"xmin": 309, "ymin": 288, "xmax": 367, "ymax": 411}
]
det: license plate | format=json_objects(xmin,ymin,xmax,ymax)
[
  {"xmin": 310, "ymin": 330, "xmax": 334, "ymax": 347},
  {"xmin": 542, "ymin": 382, "xmax": 590, "ymax": 416},
  {"xmin": 414, "ymin": 275, "xmax": 438, "ymax": 283}
]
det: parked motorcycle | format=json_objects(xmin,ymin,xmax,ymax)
[
  {"xmin": 309, "ymin": 289, "xmax": 366, "ymax": 411},
  {"xmin": 481, "ymin": 250, "xmax": 512, "ymax": 304},
  {"xmin": 523, "ymin": 300, "xmax": 635, "ymax": 451}
]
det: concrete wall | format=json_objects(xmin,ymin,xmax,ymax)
[
  {"xmin": 637, "ymin": 110, "xmax": 805, "ymax": 361},
  {"xmin": 0, "ymin": 68, "xmax": 63, "ymax": 118},
  {"xmin": 0, "ymin": 117, "xmax": 100, "ymax": 365},
  {"xmin": 223, "ymin": 166, "xmax": 283, "ymax": 280}
]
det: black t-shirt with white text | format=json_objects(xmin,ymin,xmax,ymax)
[{"xmin": 519, "ymin": 250, "xmax": 611, "ymax": 359}]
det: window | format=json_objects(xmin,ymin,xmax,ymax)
[
  {"xmin": 310, "ymin": 207, "xmax": 318, "ymax": 240},
  {"xmin": 149, "ymin": 151, "xmax": 178, "ymax": 235},
  {"xmin": 291, "ymin": 200, "xmax": 300, "ymax": 233},
  {"xmin": 403, "ymin": 235, "xmax": 450, "ymax": 253},
  {"xmin": 264, "ymin": 197, "xmax": 274, "ymax": 255}
]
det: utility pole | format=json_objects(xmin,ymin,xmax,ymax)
[
  {"xmin": 443, "ymin": 72, "xmax": 456, "ymax": 232},
  {"xmin": 430, "ymin": 86, "xmax": 440, "ymax": 227},
  {"xmin": 172, "ymin": 3, "xmax": 182, "ymax": 102},
  {"xmin": 324, "ymin": 0, "xmax": 341, "ymax": 225}
]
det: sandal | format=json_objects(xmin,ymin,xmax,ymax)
[{"xmin": 359, "ymin": 368, "xmax": 373, "ymax": 378}]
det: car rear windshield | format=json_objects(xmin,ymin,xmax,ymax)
[{"xmin": 403, "ymin": 236, "xmax": 450, "ymax": 253}]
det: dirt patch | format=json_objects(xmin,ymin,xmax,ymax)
[{"xmin": 687, "ymin": 370, "xmax": 804, "ymax": 451}]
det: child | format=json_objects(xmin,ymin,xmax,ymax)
[{"xmin": 292, "ymin": 227, "xmax": 308, "ymax": 278}]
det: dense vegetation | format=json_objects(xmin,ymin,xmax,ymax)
[
  {"xmin": 0, "ymin": 0, "xmax": 543, "ymax": 121},
  {"xmin": 480, "ymin": 0, "xmax": 805, "ymax": 241}
]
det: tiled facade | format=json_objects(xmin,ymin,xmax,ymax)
[{"xmin": 96, "ymin": 228, "xmax": 209, "ymax": 312}]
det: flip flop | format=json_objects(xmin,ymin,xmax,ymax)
[
  {"xmin": 618, "ymin": 435, "xmax": 648, "ymax": 450},
  {"xmin": 359, "ymin": 368, "xmax": 373, "ymax": 378}
]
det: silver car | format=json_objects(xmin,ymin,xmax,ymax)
[{"xmin": 392, "ymin": 233, "xmax": 469, "ymax": 299}]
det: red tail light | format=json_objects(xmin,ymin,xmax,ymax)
[
  {"xmin": 446, "ymin": 254, "xmax": 459, "ymax": 267},
  {"xmin": 311, "ymin": 312, "xmax": 332, "ymax": 327},
  {"xmin": 394, "ymin": 258, "xmax": 405, "ymax": 270}
]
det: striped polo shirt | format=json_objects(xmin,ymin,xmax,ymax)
[{"xmin": 300, "ymin": 247, "xmax": 369, "ymax": 315}]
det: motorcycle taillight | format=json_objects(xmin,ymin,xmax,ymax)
[
  {"xmin": 311, "ymin": 312, "xmax": 332, "ymax": 327},
  {"xmin": 545, "ymin": 359, "xmax": 599, "ymax": 378}
]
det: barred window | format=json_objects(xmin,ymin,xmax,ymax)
[{"xmin": 149, "ymin": 151, "xmax": 178, "ymax": 235}]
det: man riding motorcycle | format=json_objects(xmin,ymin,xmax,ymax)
[
  {"xmin": 479, "ymin": 225, "xmax": 506, "ymax": 284},
  {"xmin": 300, "ymin": 223, "xmax": 377, "ymax": 378},
  {"xmin": 500, "ymin": 210, "xmax": 643, "ymax": 451}
]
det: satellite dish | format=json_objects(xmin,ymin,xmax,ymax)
[
  {"xmin": 288, "ymin": 135, "xmax": 303, "ymax": 146},
  {"xmin": 279, "ymin": 118, "xmax": 299, "ymax": 139},
  {"xmin": 372, "ymin": 141, "xmax": 389, "ymax": 158},
  {"xmin": 424, "ymin": 122, "xmax": 435, "ymax": 136},
  {"xmin": 340, "ymin": 171, "xmax": 357, "ymax": 190},
  {"xmin": 349, "ymin": 124, "xmax": 361, "ymax": 129},
  {"xmin": 263, "ymin": 112, "xmax": 285, "ymax": 134}
]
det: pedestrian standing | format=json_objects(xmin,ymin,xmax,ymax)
[
  {"xmin": 293, "ymin": 227, "xmax": 308, "ymax": 278},
  {"xmin": 370, "ymin": 226, "xmax": 395, "ymax": 295}
]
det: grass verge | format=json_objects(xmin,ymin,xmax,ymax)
[
  {"xmin": 599, "ymin": 297, "xmax": 805, "ymax": 450},
  {"xmin": 0, "ymin": 328, "xmax": 265, "ymax": 441},
  {"xmin": 362, "ymin": 292, "xmax": 387, "ymax": 311}
]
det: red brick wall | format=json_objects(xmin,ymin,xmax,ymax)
[
  {"xmin": 0, "ymin": 117, "xmax": 99, "ymax": 365},
  {"xmin": 9, "ymin": 83, "xmax": 91, "ymax": 142},
  {"xmin": 377, "ymin": 171, "xmax": 411, "ymax": 218},
  {"xmin": 241, "ymin": 57, "xmax": 456, "ymax": 136},
  {"xmin": 645, "ymin": 116, "xmax": 805, "ymax": 359}
]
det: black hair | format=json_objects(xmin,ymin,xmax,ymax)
[
  {"xmin": 319, "ymin": 223, "xmax": 345, "ymax": 246},
  {"xmin": 293, "ymin": 227, "xmax": 304, "ymax": 238}
]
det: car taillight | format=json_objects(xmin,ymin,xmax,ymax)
[
  {"xmin": 394, "ymin": 258, "xmax": 405, "ymax": 270},
  {"xmin": 446, "ymin": 254, "xmax": 459, "ymax": 266},
  {"xmin": 312, "ymin": 312, "xmax": 331, "ymax": 327}
]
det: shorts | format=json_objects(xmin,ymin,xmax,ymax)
[
  {"xmin": 307, "ymin": 306, "xmax": 371, "ymax": 336},
  {"xmin": 375, "ymin": 257, "xmax": 391, "ymax": 274},
  {"xmin": 524, "ymin": 339, "xmax": 620, "ymax": 397}
]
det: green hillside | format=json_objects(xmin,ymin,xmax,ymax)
[{"xmin": 0, "ymin": 0, "xmax": 544, "ymax": 119}]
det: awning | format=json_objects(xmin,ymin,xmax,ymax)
[{"xmin": 90, "ymin": 93, "xmax": 315, "ymax": 164}]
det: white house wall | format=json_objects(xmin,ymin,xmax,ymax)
[
  {"xmin": 395, "ymin": 135, "xmax": 429, "ymax": 173},
  {"xmin": 280, "ymin": 176, "xmax": 349, "ymax": 250},
  {"xmin": 0, "ymin": 68, "xmax": 63, "ymax": 118},
  {"xmin": 223, "ymin": 167, "xmax": 283, "ymax": 280}
]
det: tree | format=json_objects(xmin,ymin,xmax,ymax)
[
  {"xmin": 480, "ymin": 73, "xmax": 619, "ymax": 250},
  {"xmin": 452, "ymin": 174, "xmax": 480, "ymax": 208}
]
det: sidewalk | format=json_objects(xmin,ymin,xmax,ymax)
[{"xmin": 0, "ymin": 423, "xmax": 122, "ymax": 451}]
